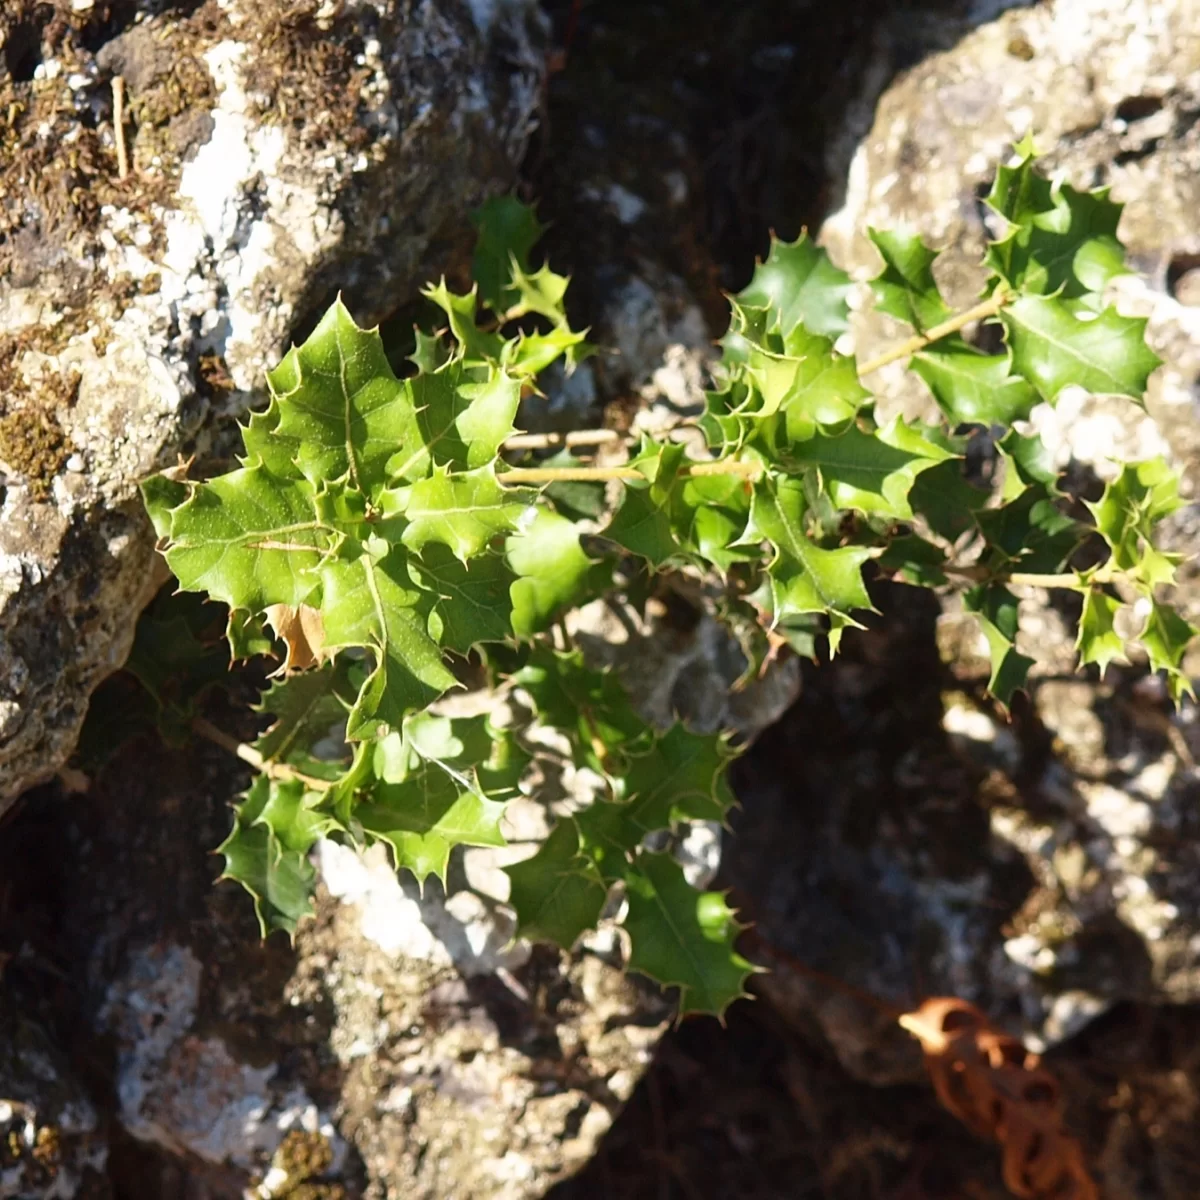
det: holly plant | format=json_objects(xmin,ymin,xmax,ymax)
[{"xmin": 142, "ymin": 142, "xmax": 1194, "ymax": 1018}]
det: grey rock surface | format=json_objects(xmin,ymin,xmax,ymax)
[
  {"xmin": 0, "ymin": 0, "xmax": 546, "ymax": 812},
  {"xmin": 730, "ymin": 0, "xmax": 1200, "ymax": 1086}
]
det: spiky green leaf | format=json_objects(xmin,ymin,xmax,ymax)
[
  {"xmin": 868, "ymin": 228, "xmax": 952, "ymax": 332},
  {"xmin": 218, "ymin": 776, "xmax": 327, "ymax": 937},
  {"xmin": 737, "ymin": 232, "xmax": 853, "ymax": 338},
  {"xmin": 254, "ymin": 664, "xmax": 352, "ymax": 763},
  {"xmin": 985, "ymin": 142, "xmax": 1127, "ymax": 300},
  {"xmin": 267, "ymin": 299, "xmax": 426, "ymax": 502},
  {"xmin": 357, "ymin": 762, "xmax": 507, "ymax": 885},
  {"xmin": 320, "ymin": 547, "xmax": 457, "ymax": 738},
  {"xmin": 745, "ymin": 476, "xmax": 874, "ymax": 624},
  {"xmin": 785, "ymin": 418, "xmax": 953, "ymax": 520},
  {"xmin": 406, "ymin": 361, "xmax": 522, "ymax": 475},
  {"xmin": 604, "ymin": 441, "xmax": 689, "ymax": 565},
  {"xmin": 909, "ymin": 457, "xmax": 991, "ymax": 543},
  {"xmin": 472, "ymin": 195, "xmax": 547, "ymax": 315},
  {"xmin": 964, "ymin": 585, "xmax": 1035, "ymax": 708},
  {"xmin": 912, "ymin": 340, "xmax": 1039, "ymax": 427},
  {"xmin": 506, "ymin": 509, "xmax": 600, "ymax": 636},
  {"xmin": 409, "ymin": 545, "xmax": 517, "ymax": 652},
  {"xmin": 160, "ymin": 467, "xmax": 327, "ymax": 611},
  {"xmin": 740, "ymin": 320, "xmax": 867, "ymax": 442},
  {"xmin": 396, "ymin": 465, "xmax": 535, "ymax": 562},
  {"xmin": 1002, "ymin": 296, "xmax": 1161, "ymax": 403},
  {"xmin": 1137, "ymin": 601, "xmax": 1197, "ymax": 703},
  {"xmin": 1076, "ymin": 589, "xmax": 1127, "ymax": 676},
  {"xmin": 1086, "ymin": 460, "xmax": 1182, "ymax": 577}
]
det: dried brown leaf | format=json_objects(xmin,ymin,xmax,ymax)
[{"xmin": 263, "ymin": 603, "xmax": 328, "ymax": 675}]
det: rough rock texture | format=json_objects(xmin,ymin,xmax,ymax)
[
  {"xmin": 298, "ymin": 843, "xmax": 672, "ymax": 1200},
  {"xmin": 0, "ymin": 0, "xmax": 546, "ymax": 811},
  {"xmin": 0, "ymin": 1000, "xmax": 109, "ymax": 1200},
  {"xmin": 728, "ymin": 0, "xmax": 1200, "ymax": 1086}
]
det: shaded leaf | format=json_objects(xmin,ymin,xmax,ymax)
[
  {"xmin": 254, "ymin": 663, "xmax": 352, "ymax": 763},
  {"xmin": 604, "ymin": 440, "xmax": 689, "ymax": 566},
  {"xmin": 505, "ymin": 820, "xmax": 607, "ymax": 947},
  {"xmin": 622, "ymin": 853, "xmax": 757, "ymax": 1018},
  {"xmin": 218, "ymin": 776, "xmax": 324, "ymax": 938},
  {"xmin": 998, "ymin": 428, "xmax": 1062, "ymax": 497},
  {"xmin": 472, "ymin": 195, "xmax": 547, "ymax": 315},
  {"xmin": 909, "ymin": 458, "xmax": 991, "ymax": 543},
  {"xmin": 878, "ymin": 533, "xmax": 949, "ymax": 587},
  {"xmin": 409, "ymin": 544, "xmax": 517, "ymax": 652},
  {"xmin": 975, "ymin": 487, "xmax": 1082, "ymax": 575},
  {"xmin": 507, "ymin": 508, "xmax": 600, "ymax": 636},
  {"xmin": 515, "ymin": 648, "xmax": 648, "ymax": 771}
]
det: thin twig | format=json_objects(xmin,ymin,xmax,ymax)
[
  {"xmin": 941, "ymin": 562, "xmax": 1112, "ymax": 590},
  {"xmin": 503, "ymin": 429, "xmax": 622, "ymax": 451},
  {"xmin": 500, "ymin": 459, "xmax": 761, "ymax": 485},
  {"xmin": 1007, "ymin": 570, "xmax": 1093, "ymax": 589},
  {"xmin": 857, "ymin": 291, "xmax": 1010, "ymax": 376},
  {"xmin": 191, "ymin": 717, "xmax": 334, "ymax": 791},
  {"xmin": 112, "ymin": 75, "xmax": 129, "ymax": 180},
  {"xmin": 501, "ymin": 464, "xmax": 642, "ymax": 483}
]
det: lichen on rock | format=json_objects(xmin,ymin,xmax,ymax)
[{"xmin": 0, "ymin": 0, "xmax": 548, "ymax": 811}]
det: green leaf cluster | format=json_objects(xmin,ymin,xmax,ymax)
[
  {"xmin": 141, "ymin": 150, "xmax": 1196, "ymax": 1019},
  {"xmin": 143, "ymin": 204, "xmax": 591, "ymax": 910}
]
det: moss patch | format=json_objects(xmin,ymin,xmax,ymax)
[
  {"xmin": 0, "ymin": 337, "xmax": 79, "ymax": 500},
  {"xmin": 252, "ymin": 1129, "xmax": 347, "ymax": 1199},
  {"xmin": 0, "ymin": 1, "xmax": 225, "ymax": 283},
  {"xmin": 234, "ymin": 1, "xmax": 371, "ymax": 151}
]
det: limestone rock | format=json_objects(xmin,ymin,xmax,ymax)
[{"xmin": 0, "ymin": 0, "xmax": 547, "ymax": 812}]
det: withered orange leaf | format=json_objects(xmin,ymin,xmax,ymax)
[{"xmin": 900, "ymin": 998, "xmax": 1097, "ymax": 1200}]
